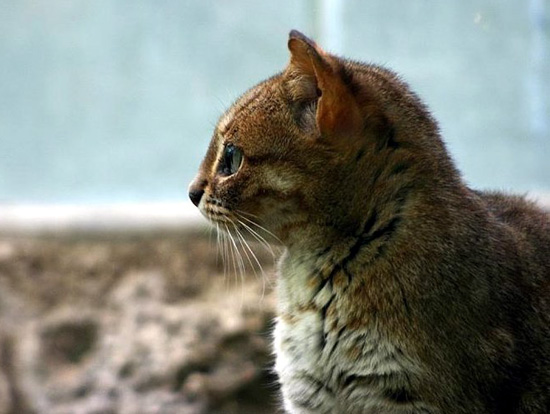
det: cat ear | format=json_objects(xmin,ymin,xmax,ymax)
[
  {"xmin": 287, "ymin": 30, "xmax": 319, "ymax": 81},
  {"xmin": 286, "ymin": 30, "xmax": 362, "ymax": 138}
]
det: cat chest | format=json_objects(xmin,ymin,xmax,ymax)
[
  {"xmin": 274, "ymin": 300, "xmax": 407, "ymax": 387},
  {"xmin": 274, "ymin": 260, "xmax": 418, "ymax": 412}
]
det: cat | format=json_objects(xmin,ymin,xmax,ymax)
[{"xmin": 188, "ymin": 30, "xmax": 550, "ymax": 414}]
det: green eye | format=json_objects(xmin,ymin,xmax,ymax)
[{"xmin": 221, "ymin": 144, "xmax": 243, "ymax": 176}]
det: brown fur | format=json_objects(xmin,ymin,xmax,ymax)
[{"xmin": 190, "ymin": 30, "xmax": 550, "ymax": 413}]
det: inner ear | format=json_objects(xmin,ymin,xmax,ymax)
[
  {"xmin": 286, "ymin": 31, "xmax": 322, "ymax": 102},
  {"xmin": 285, "ymin": 30, "xmax": 363, "ymax": 138}
]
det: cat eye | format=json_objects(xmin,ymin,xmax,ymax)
[{"xmin": 220, "ymin": 144, "xmax": 243, "ymax": 176}]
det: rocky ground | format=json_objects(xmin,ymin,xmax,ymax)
[{"xmin": 0, "ymin": 230, "xmax": 279, "ymax": 414}]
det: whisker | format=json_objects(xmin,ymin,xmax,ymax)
[
  {"xmin": 215, "ymin": 222, "xmax": 221, "ymax": 268},
  {"xmin": 233, "ymin": 214, "xmax": 277, "ymax": 258},
  {"xmin": 211, "ymin": 211, "xmax": 278, "ymax": 296},
  {"xmin": 234, "ymin": 221, "xmax": 272, "ymax": 295},
  {"xmin": 235, "ymin": 210, "xmax": 282, "ymax": 244},
  {"xmin": 227, "ymin": 223, "xmax": 246, "ymax": 278},
  {"xmin": 225, "ymin": 222, "xmax": 247, "ymax": 304},
  {"xmin": 233, "ymin": 209, "xmax": 262, "ymax": 220},
  {"xmin": 233, "ymin": 222, "xmax": 263, "ymax": 277},
  {"xmin": 223, "ymin": 223, "xmax": 236, "ymax": 286},
  {"xmin": 207, "ymin": 223, "xmax": 213, "ymax": 248},
  {"xmin": 221, "ymin": 224, "xmax": 231, "ymax": 287},
  {"xmin": 221, "ymin": 224, "xmax": 232, "ymax": 286},
  {"xmin": 241, "ymin": 223, "xmax": 275, "ymax": 257}
]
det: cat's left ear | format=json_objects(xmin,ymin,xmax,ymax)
[{"xmin": 286, "ymin": 30, "xmax": 362, "ymax": 138}]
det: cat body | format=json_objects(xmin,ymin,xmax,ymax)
[
  {"xmin": 275, "ymin": 191, "xmax": 550, "ymax": 414},
  {"xmin": 189, "ymin": 31, "xmax": 550, "ymax": 413}
]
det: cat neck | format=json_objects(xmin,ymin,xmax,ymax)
[{"xmin": 281, "ymin": 179, "xmax": 475, "ymax": 273}]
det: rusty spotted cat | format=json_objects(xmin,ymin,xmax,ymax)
[{"xmin": 189, "ymin": 30, "xmax": 550, "ymax": 414}]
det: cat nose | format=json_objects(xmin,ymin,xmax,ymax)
[{"xmin": 189, "ymin": 188, "xmax": 204, "ymax": 207}]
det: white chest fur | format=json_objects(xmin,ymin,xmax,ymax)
[{"xmin": 273, "ymin": 251, "xmax": 429, "ymax": 414}]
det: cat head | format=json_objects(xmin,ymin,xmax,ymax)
[{"xmin": 189, "ymin": 30, "xmax": 447, "ymax": 246}]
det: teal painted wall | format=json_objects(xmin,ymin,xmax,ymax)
[{"xmin": 0, "ymin": 1, "xmax": 548, "ymax": 204}]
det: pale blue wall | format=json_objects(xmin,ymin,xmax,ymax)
[{"xmin": 0, "ymin": 1, "xmax": 548, "ymax": 204}]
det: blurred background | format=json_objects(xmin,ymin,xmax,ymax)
[
  {"xmin": 0, "ymin": 1, "xmax": 548, "ymax": 414},
  {"xmin": 1, "ymin": 0, "xmax": 549, "ymax": 208}
]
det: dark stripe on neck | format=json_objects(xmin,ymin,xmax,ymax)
[
  {"xmin": 312, "ymin": 214, "xmax": 401, "ymax": 300},
  {"xmin": 325, "ymin": 325, "xmax": 346, "ymax": 358},
  {"xmin": 355, "ymin": 147, "xmax": 366, "ymax": 162},
  {"xmin": 311, "ymin": 183, "xmax": 412, "ymax": 317},
  {"xmin": 389, "ymin": 161, "xmax": 410, "ymax": 176},
  {"xmin": 384, "ymin": 387, "xmax": 416, "ymax": 404},
  {"xmin": 376, "ymin": 125, "xmax": 399, "ymax": 151},
  {"xmin": 319, "ymin": 294, "xmax": 336, "ymax": 349},
  {"xmin": 341, "ymin": 215, "xmax": 401, "ymax": 270},
  {"xmin": 360, "ymin": 209, "xmax": 378, "ymax": 237},
  {"xmin": 314, "ymin": 192, "xmax": 407, "ymax": 284}
]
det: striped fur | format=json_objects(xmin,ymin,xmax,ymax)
[{"xmin": 189, "ymin": 31, "xmax": 550, "ymax": 413}]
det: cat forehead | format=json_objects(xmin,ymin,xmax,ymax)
[
  {"xmin": 217, "ymin": 90, "xmax": 261, "ymax": 136},
  {"xmin": 217, "ymin": 105, "xmax": 237, "ymax": 136},
  {"xmin": 217, "ymin": 76, "xmax": 283, "ymax": 136}
]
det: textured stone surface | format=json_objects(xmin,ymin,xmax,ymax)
[{"xmin": 0, "ymin": 232, "xmax": 278, "ymax": 414}]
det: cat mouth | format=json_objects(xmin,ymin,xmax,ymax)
[
  {"xmin": 201, "ymin": 198, "xmax": 232, "ymax": 224},
  {"xmin": 202, "ymin": 199, "xmax": 275, "ymax": 242},
  {"xmin": 203, "ymin": 208, "xmax": 233, "ymax": 225}
]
